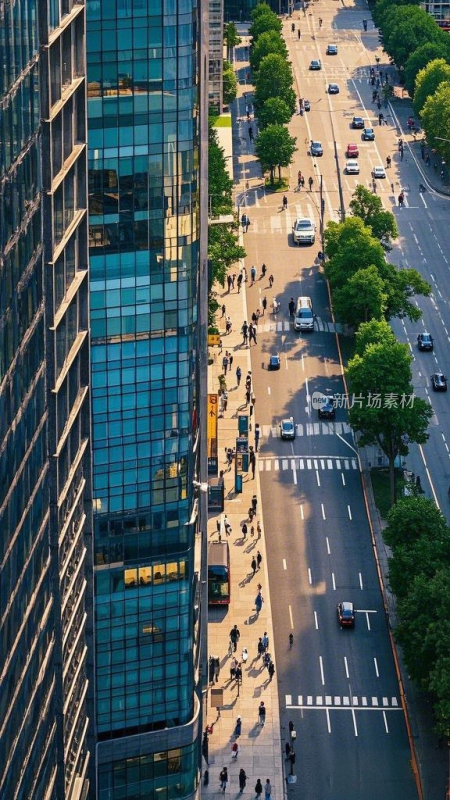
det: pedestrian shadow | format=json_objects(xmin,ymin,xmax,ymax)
[
  {"xmin": 238, "ymin": 572, "xmax": 253, "ymax": 587},
  {"xmin": 247, "ymin": 665, "xmax": 265, "ymax": 679},
  {"xmin": 247, "ymin": 723, "xmax": 263, "ymax": 739},
  {"xmin": 244, "ymin": 541, "xmax": 258, "ymax": 553},
  {"xmin": 233, "ymin": 536, "xmax": 248, "ymax": 547},
  {"xmin": 246, "ymin": 612, "xmax": 259, "ymax": 625}
]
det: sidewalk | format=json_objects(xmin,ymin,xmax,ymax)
[{"xmin": 202, "ymin": 38, "xmax": 284, "ymax": 800}]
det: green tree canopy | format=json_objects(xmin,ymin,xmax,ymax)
[
  {"xmin": 208, "ymin": 223, "xmax": 246, "ymax": 288},
  {"xmin": 384, "ymin": 496, "xmax": 448, "ymax": 549},
  {"xmin": 324, "ymin": 218, "xmax": 386, "ymax": 287},
  {"xmin": 255, "ymin": 124, "xmax": 297, "ymax": 183},
  {"xmin": 254, "ymin": 53, "xmax": 296, "ymax": 116},
  {"xmin": 355, "ymin": 319, "xmax": 396, "ymax": 356},
  {"xmin": 223, "ymin": 60, "xmax": 237, "ymax": 106},
  {"xmin": 347, "ymin": 341, "xmax": 433, "ymax": 503},
  {"xmin": 258, "ymin": 96, "xmax": 292, "ymax": 129},
  {"xmin": 250, "ymin": 30, "xmax": 288, "ymax": 73},
  {"xmin": 333, "ymin": 265, "xmax": 387, "ymax": 327},
  {"xmin": 413, "ymin": 58, "xmax": 450, "ymax": 114},
  {"xmin": 249, "ymin": 6, "xmax": 282, "ymax": 42},
  {"xmin": 349, "ymin": 185, "xmax": 398, "ymax": 248},
  {"xmin": 208, "ymin": 126, "xmax": 233, "ymax": 215},
  {"xmin": 382, "ymin": 6, "xmax": 445, "ymax": 68},
  {"xmin": 404, "ymin": 43, "xmax": 450, "ymax": 98},
  {"xmin": 372, "ymin": 0, "xmax": 421, "ymax": 28},
  {"xmin": 382, "ymin": 264, "xmax": 430, "ymax": 322},
  {"xmin": 224, "ymin": 22, "xmax": 241, "ymax": 60},
  {"xmin": 421, "ymin": 81, "xmax": 450, "ymax": 165}
]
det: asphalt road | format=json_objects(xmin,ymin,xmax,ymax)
[{"xmin": 236, "ymin": 1, "xmax": 434, "ymax": 797}]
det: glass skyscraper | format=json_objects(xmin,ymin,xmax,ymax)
[
  {"xmin": 0, "ymin": 0, "xmax": 94, "ymax": 798},
  {"xmin": 86, "ymin": 0, "xmax": 208, "ymax": 796}
]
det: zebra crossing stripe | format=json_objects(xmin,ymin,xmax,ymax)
[{"xmin": 285, "ymin": 694, "xmax": 401, "ymax": 708}]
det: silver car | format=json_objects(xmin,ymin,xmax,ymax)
[{"xmin": 292, "ymin": 217, "xmax": 315, "ymax": 245}]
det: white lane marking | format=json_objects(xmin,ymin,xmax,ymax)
[
  {"xmin": 301, "ymin": 354, "xmax": 305, "ymax": 372},
  {"xmin": 314, "ymin": 611, "xmax": 319, "ymax": 630},
  {"xmin": 319, "ymin": 656, "xmax": 325, "ymax": 686},
  {"xmin": 292, "ymin": 459, "xmax": 298, "ymax": 485},
  {"xmin": 321, "ymin": 503, "xmax": 326, "ymax": 520},
  {"xmin": 300, "ymin": 504, "xmax": 304, "ymax": 520},
  {"xmin": 348, "ymin": 505, "xmax": 352, "ymax": 520},
  {"xmin": 341, "ymin": 473, "xmax": 346, "ymax": 486},
  {"xmin": 326, "ymin": 537, "xmax": 331, "ymax": 554},
  {"xmin": 374, "ymin": 657, "xmax": 379, "ymax": 678},
  {"xmin": 351, "ymin": 708, "xmax": 358, "ymax": 737},
  {"xmin": 326, "ymin": 708, "xmax": 331, "ymax": 733},
  {"xmin": 283, "ymin": 559, "xmax": 287, "ymax": 570},
  {"xmin": 365, "ymin": 612, "xmax": 371, "ymax": 631},
  {"xmin": 268, "ymin": 386, "xmax": 271, "ymax": 395},
  {"xmin": 382, "ymin": 697, "xmax": 389, "ymax": 707},
  {"xmin": 332, "ymin": 572, "xmax": 336, "ymax": 590},
  {"xmin": 286, "ymin": 694, "xmax": 292, "ymax": 705},
  {"xmin": 308, "ymin": 568, "xmax": 312, "ymax": 585},
  {"xmin": 289, "ymin": 604, "xmax": 294, "ymax": 629},
  {"xmin": 359, "ymin": 572, "xmax": 363, "ymax": 590},
  {"xmin": 344, "ymin": 656, "xmax": 349, "ymax": 679},
  {"xmin": 316, "ymin": 470, "xmax": 321, "ymax": 487},
  {"xmin": 372, "ymin": 697, "xmax": 378, "ymax": 706},
  {"xmin": 383, "ymin": 711, "xmax": 389, "ymax": 733}
]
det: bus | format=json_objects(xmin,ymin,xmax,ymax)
[{"xmin": 208, "ymin": 541, "xmax": 231, "ymax": 605}]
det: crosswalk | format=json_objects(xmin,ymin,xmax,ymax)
[
  {"xmin": 285, "ymin": 694, "xmax": 401, "ymax": 709},
  {"xmin": 262, "ymin": 422, "xmax": 352, "ymax": 439},
  {"xmin": 255, "ymin": 317, "xmax": 342, "ymax": 334},
  {"xmin": 259, "ymin": 455, "xmax": 358, "ymax": 472}
]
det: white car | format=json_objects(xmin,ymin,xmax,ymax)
[
  {"xmin": 373, "ymin": 165, "xmax": 386, "ymax": 178},
  {"xmin": 292, "ymin": 217, "xmax": 316, "ymax": 245},
  {"xmin": 346, "ymin": 159, "xmax": 360, "ymax": 174}
]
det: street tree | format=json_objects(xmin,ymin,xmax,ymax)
[
  {"xmin": 384, "ymin": 496, "xmax": 448, "ymax": 550},
  {"xmin": 372, "ymin": 0, "xmax": 421, "ymax": 28},
  {"xmin": 223, "ymin": 60, "xmax": 237, "ymax": 106},
  {"xmin": 324, "ymin": 218, "xmax": 386, "ymax": 287},
  {"xmin": 347, "ymin": 340, "xmax": 433, "ymax": 503},
  {"xmin": 224, "ymin": 22, "xmax": 241, "ymax": 62},
  {"xmin": 382, "ymin": 263, "xmax": 430, "ymax": 322},
  {"xmin": 382, "ymin": 6, "xmax": 445, "ymax": 69},
  {"xmin": 349, "ymin": 185, "xmax": 398, "ymax": 248},
  {"xmin": 333, "ymin": 265, "xmax": 387, "ymax": 327},
  {"xmin": 258, "ymin": 96, "xmax": 292, "ymax": 129},
  {"xmin": 254, "ymin": 53, "xmax": 296, "ymax": 116},
  {"xmin": 255, "ymin": 124, "xmax": 297, "ymax": 184},
  {"xmin": 250, "ymin": 30, "xmax": 288, "ymax": 73},
  {"xmin": 420, "ymin": 81, "xmax": 450, "ymax": 166},
  {"xmin": 413, "ymin": 58, "xmax": 450, "ymax": 114},
  {"xmin": 389, "ymin": 534, "xmax": 450, "ymax": 600},
  {"xmin": 429, "ymin": 653, "xmax": 450, "ymax": 738},
  {"xmin": 249, "ymin": 6, "xmax": 282, "ymax": 42},
  {"xmin": 208, "ymin": 224, "xmax": 246, "ymax": 289},
  {"xmin": 355, "ymin": 319, "xmax": 396, "ymax": 356},
  {"xmin": 404, "ymin": 43, "xmax": 450, "ymax": 98},
  {"xmin": 208, "ymin": 126, "xmax": 233, "ymax": 215}
]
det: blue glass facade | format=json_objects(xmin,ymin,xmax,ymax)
[
  {"xmin": 0, "ymin": 0, "xmax": 94, "ymax": 797},
  {"xmin": 86, "ymin": 0, "xmax": 206, "ymax": 795}
]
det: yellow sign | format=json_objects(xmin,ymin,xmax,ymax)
[
  {"xmin": 208, "ymin": 334, "xmax": 221, "ymax": 346},
  {"xmin": 207, "ymin": 394, "xmax": 218, "ymax": 459}
]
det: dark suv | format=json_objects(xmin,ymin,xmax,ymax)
[{"xmin": 417, "ymin": 332, "xmax": 433, "ymax": 351}]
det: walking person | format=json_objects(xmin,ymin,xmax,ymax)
[
  {"xmin": 230, "ymin": 624, "xmax": 240, "ymax": 652},
  {"xmin": 241, "ymin": 322, "xmax": 248, "ymax": 346},
  {"xmin": 252, "ymin": 494, "xmax": 258, "ymax": 514},
  {"xmin": 264, "ymin": 779, "xmax": 272, "ymax": 799},
  {"xmin": 268, "ymin": 274, "xmax": 274, "ymax": 288},
  {"xmin": 231, "ymin": 741, "xmax": 239, "ymax": 759},
  {"xmin": 251, "ymin": 556, "xmax": 257, "ymax": 576},
  {"xmin": 242, "ymin": 647, "xmax": 249, "ymax": 664},
  {"xmin": 219, "ymin": 767, "xmax": 228, "ymax": 794},
  {"xmin": 262, "ymin": 632, "xmax": 269, "ymax": 651},
  {"xmin": 222, "ymin": 353, "xmax": 229, "ymax": 375},
  {"xmin": 237, "ymin": 273, "xmax": 243, "ymax": 292},
  {"xmin": 268, "ymin": 660, "xmax": 275, "ymax": 680},
  {"xmin": 261, "ymin": 263, "xmax": 267, "ymax": 280},
  {"xmin": 235, "ymin": 662, "xmax": 242, "ymax": 685},
  {"xmin": 246, "ymin": 372, "xmax": 252, "ymax": 391},
  {"xmin": 308, "ymin": 176, "xmax": 313, "ymax": 191},
  {"xmin": 241, "ymin": 521, "xmax": 248, "ymax": 539},
  {"xmin": 257, "ymin": 521, "xmax": 262, "ymax": 539},
  {"xmin": 227, "ymin": 275, "xmax": 232, "ymax": 293},
  {"xmin": 239, "ymin": 768, "xmax": 247, "ymax": 793},
  {"xmin": 254, "ymin": 423, "xmax": 260, "ymax": 451},
  {"xmin": 245, "ymin": 388, "xmax": 251, "ymax": 406},
  {"xmin": 225, "ymin": 316, "xmax": 232, "ymax": 334},
  {"xmin": 282, "ymin": 194, "xmax": 288, "ymax": 211},
  {"xmin": 257, "ymin": 638, "xmax": 264, "ymax": 658},
  {"xmin": 250, "ymin": 448, "xmax": 256, "ymax": 479},
  {"xmin": 255, "ymin": 779, "xmax": 263, "ymax": 799},
  {"xmin": 228, "ymin": 354, "xmax": 233, "ymax": 370},
  {"xmin": 258, "ymin": 701, "xmax": 266, "ymax": 727},
  {"xmin": 230, "ymin": 657, "xmax": 237, "ymax": 681},
  {"xmin": 262, "ymin": 296, "xmax": 267, "ymax": 314},
  {"xmin": 255, "ymin": 592, "xmax": 264, "ymax": 614},
  {"xmin": 256, "ymin": 550, "xmax": 262, "ymax": 570},
  {"xmin": 222, "ymin": 302, "xmax": 226, "ymax": 316},
  {"xmin": 231, "ymin": 273, "xmax": 236, "ymax": 289},
  {"xmin": 250, "ymin": 265, "xmax": 257, "ymax": 285}
]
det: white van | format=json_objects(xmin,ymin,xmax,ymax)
[{"xmin": 294, "ymin": 297, "xmax": 314, "ymax": 332}]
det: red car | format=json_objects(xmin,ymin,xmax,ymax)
[{"xmin": 346, "ymin": 143, "xmax": 359, "ymax": 158}]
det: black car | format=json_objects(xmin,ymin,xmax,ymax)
[
  {"xmin": 304, "ymin": 99, "xmax": 311, "ymax": 112},
  {"xmin": 337, "ymin": 602, "xmax": 355, "ymax": 628},
  {"xmin": 352, "ymin": 116, "xmax": 365, "ymax": 129},
  {"xmin": 310, "ymin": 140, "xmax": 323, "ymax": 156},
  {"xmin": 269, "ymin": 354, "xmax": 281, "ymax": 370},
  {"xmin": 431, "ymin": 372, "xmax": 448, "ymax": 391},
  {"xmin": 417, "ymin": 332, "xmax": 433, "ymax": 351},
  {"xmin": 363, "ymin": 127, "xmax": 375, "ymax": 141},
  {"xmin": 318, "ymin": 400, "xmax": 336, "ymax": 420}
]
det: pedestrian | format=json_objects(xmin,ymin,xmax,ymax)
[
  {"xmin": 241, "ymin": 322, "xmax": 248, "ymax": 346},
  {"xmin": 245, "ymin": 388, "xmax": 251, "ymax": 406},
  {"xmin": 231, "ymin": 741, "xmax": 239, "ymax": 759},
  {"xmin": 251, "ymin": 557, "xmax": 257, "ymax": 576},
  {"xmin": 242, "ymin": 647, "xmax": 249, "ymax": 664},
  {"xmin": 229, "ymin": 354, "xmax": 234, "ymax": 369},
  {"xmin": 221, "ymin": 302, "xmax": 226, "ymax": 316},
  {"xmin": 251, "ymin": 311, "xmax": 258, "ymax": 326},
  {"xmin": 262, "ymin": 296, "xmax": 267, "ymax": 314},
  {"xmin": 224, "ymin": 516, "xmax": 232, "ymax": 536},
  {"xmin": 219, "ymin": 767, "xmax": 228, "ymax": 794},
  {"xmin": 269, "ymin": 274, "xmax": 274, "ymax": 288},
  {"xmin": 261, "ymin": 263, "xmax": 267, "ymax": 280},
  {"xmin": 285, "ymin": 741, "xmax": 291, "ymax": 758},
  {"xmin": 250, "ymin": 449, "xmax": 256, "ymax": 479},
  {"xmin": 239, "ymin": 768, "xmax": 247, "ymax": 793},
  {"xmin": 262, "ymin": 632, "xmax": 269, "ymax": 651},
  {"xmin": 298, "ymin": 28, "xmax": 301, "ymax": 38},
  {"xmin": 250, "ymin": 265, "xmax": 256, "ymax": 285},
  {"xmin": 268, "ymin": 661, "xmax": 275, "ymax": 680},
  {"xmin": 249, "ymin": 125, "xmax": 253, "ymax": 142},
  {"xmin": 245, "ymin": 373, "xmax": 252, "ymax": 391},
  {"xmin": 218, "ymin": 338, "xmax": 223, "ymax": 354},
  {"xmin": 263, "ymin": 652, "xmax": 271, "ymax": 669},
  {"xmin": 230, "ymin": 624, "xmax": 240, "ymax": 652},
  {"xmin": 227, "ymin": 275, "xmax": 232, "ymax": 293},
  {"xmin": 242, "ymin": 521, "xmax": 248, "ymax": 538},
  {"xmin": 226, "ymin": 447, "xmax": 234, "ymax": 467},
  {"xmin": 237, "ymin": 273, "xmax": 243, "ymax": 292},
  {"xmin": 252, "ymin": 494, "xmax": 257, "ymax": 514},
  {"xmin": 282, "ymin": 195, "xmax": 288, "ymax": 211},
  {"xmin": 255, "ymin": 423, "xmax": 260, "ymax": 451},
  {"xmin": 255, "ymin": 592, "xmax": 263, "ymax": 614},
  {"xmin": 235, "ymin": 663, "xmax": 242, "ymax": 684},
  {"xmin": 398, "ymin": 192, "xmax": 404, "ymax": 207},
  {"xmin": 226, "ymin": 316, "xmax": 232, "ymax": 334},
  {"xmin": 249, "ymin": 325, "xmax": 257, "ymax": 345},
  {"xmin": 257, "ymin": 638, "xmax": 264, "ymax": 658},
  {"xmin": 249, "ymin": 402, "xmax": 254, "ymax": 418},
  {"xmin": 308, "ymin": 176, "xmax": 313, "ymax": 191},
  {"xmin": 250, "ymin": 524, "xmax": 255, "ymax": 537},
  {"xmin": 288, "ymin": 720, "xmax": 294, "ymax": 736},
  {"xmin": 258, "ymin": 702, "xmax": 266, "ymax": 727},
  {"xmin": 256, "ymin": 550, "xmax": 262, "ymax": 570},
  {"xmin": 257, "ymin": 521, "xmax": 262, "ymax": 538},
  {"xmin": 230, "ymin": 657, "xmax": 237, "ymax": 680},
  {"xmin": 264, "ymin": 779, "xmax": 272, "ymax": 799},
  {"xmin": 221, "ymin": 391, "xmax": 228, "ymax": 412},
  {"xmin": 231, "ymin": 273, "xmax": 236, "ymax": 289},
  {"xmin": 297, "ymin": 169, "xmax": 302, "ymax": 187},
  {"xmin": 255, "ymin": 779, "xmax": 263, "ymax": 799},
  {"xmin": 222, "ymin": 353, "xmax": 229, "ymax": 374}
]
